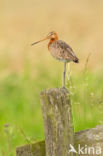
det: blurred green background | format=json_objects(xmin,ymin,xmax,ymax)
[{"xmin": 0, "ymin": 0, "xmax": 103, "ymax": 155}]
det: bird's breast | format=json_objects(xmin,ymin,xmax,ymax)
[{"xmin": 48, "ymin": 42, "xmax": 62, "ymax": 60}]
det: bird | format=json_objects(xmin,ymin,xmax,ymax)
[{"xmin": 31, "ymin": 31, "xmax": 79, "ymax": 88}]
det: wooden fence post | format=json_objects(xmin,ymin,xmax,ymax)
[
  {"xmin": 16, "ymin": 88, "xmax": 103, "ymax": 156},
  {"xmin": 16, "ymin": 125, "xmax": 103, "ymax": 156},
  {"xmin": 40, "ymin": 88, "xmax": 74, "ymax": 156}
]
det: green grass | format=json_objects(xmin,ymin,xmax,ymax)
[
  {"xmin": 70, "ymin": 72, "xmax": 103, "ymax": 131},
  {"xmin": 0, "ymin": 64, "xmax": 103, "ymax": 156}
]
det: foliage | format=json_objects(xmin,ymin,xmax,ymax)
[{"xmin": 0, "ymin": 65, "xmax": 103, "ymax": 155}]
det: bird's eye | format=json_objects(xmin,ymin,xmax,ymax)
[
  {"xmin": 47, "ymin": 32, "xmax": 54, "ymax": 37},
  {"xmin": 48, "ymin": 33, "xmax": 52, "ymax": 36}
]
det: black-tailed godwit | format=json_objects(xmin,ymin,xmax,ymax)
[{"xmin": 31, "ymin": 31, "xmax": 79, "ymax": 88}]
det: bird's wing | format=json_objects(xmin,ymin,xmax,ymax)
[{"xmin": 57, "ymin": 40, "xmax": 78, "ymax": 61}]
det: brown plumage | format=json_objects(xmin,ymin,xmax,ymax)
[
  {"xmin": 31, "ymin": 31, "xmax": 79, "ymax": 88},
  {"xmin": 49, "ymin": 40, "xmax": 79, "ymax": 63}
]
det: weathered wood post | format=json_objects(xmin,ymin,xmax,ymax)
[
  {"xmin": 40, "ymin": 88, "xmax": 74, "ymax": 156},
  {"xmin": 16, "ymin": 88, "xmax": 103, "ymax": 156}
]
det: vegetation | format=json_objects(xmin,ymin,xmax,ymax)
[{"xmin": 0, "ymin": 65, "xmax": 103, "ymax": 156}]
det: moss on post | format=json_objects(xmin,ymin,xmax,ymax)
[{"xmin": 40, "ymin": 88, "xmax": 74, "ymax": 156}]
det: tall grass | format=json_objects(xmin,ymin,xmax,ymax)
[{"xmin": 0, "ymin": 63, "xmax": 103, "ymax": 155}]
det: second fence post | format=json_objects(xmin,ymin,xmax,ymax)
[{"xmin": 40, "ymin": 88, "xmax": 74, "ymax": 156}]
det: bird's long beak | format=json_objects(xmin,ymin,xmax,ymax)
[{"xmin": 31, "ymin": 37, "xmax": 48, "ymax": 46}]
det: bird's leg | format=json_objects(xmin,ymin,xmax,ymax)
[{"xmin": 62, "ymin": 62, "xmax": 66, "ymax": 88}]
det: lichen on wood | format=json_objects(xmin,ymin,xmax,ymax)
[{"xmin": 40, "ymin": 88, "xmax": 74, "ymax": 156}]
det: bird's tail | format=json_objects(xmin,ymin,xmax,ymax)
[{"xmin": 73, "ymin": 57, "xmax": 79, "ymax": 63}]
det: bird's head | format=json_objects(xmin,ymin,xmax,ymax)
[
  {"xmin": 31, "ymin": 31, "xmax": 58, "ymax": 46},
  {"xmin": 47, "ymin": 31, "xmax": 58, "ymax": 40}
]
